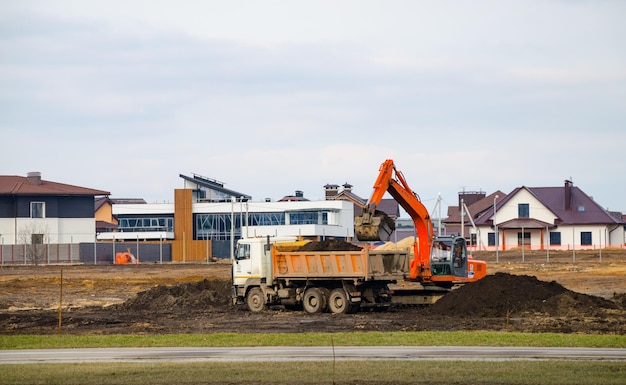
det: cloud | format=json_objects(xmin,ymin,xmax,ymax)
[{"xmin": 1, "ymin": 1, "xmax": 625, "ymax": 213}]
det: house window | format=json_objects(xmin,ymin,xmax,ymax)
[
  {"xmin": 549, "ymin": 232, "xmax": 561, "ymax": 245},
  {"xmin": 581, "ymin": 231, "xmax": 592, "ymax": 246},
  {"xmin": 30, "ymin": 202, "xmax": 45, "ymax": 218},
  {"xmin": 469, "ymin": 233, "xmax": 477, "ymax": 246},
  {"xmin": 488, "ymin": 232, "xmax": 495, "ymax": 246},
  {"xmin": 518, "ymin": 203, "xmax": 529, "ymax": 218},
  {"xmin": 517, "ymin": 231, "xmax": 530, "ymax": 247}
]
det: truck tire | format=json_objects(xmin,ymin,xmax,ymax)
[
  {"xmin": 302, "ymin": 287, "xmax": 327, "ymax": 314},
  {"xmin": 246, "ymin": 287, "xmax": 266, "ymax": 312},
  {"xmin": 328, "ymin": 288, "xmax": 350, "ymax": 314}
]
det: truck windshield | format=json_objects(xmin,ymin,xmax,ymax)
[{"xmin": 235, "ymin": 243, "xmax": 250, "ymax": 260}]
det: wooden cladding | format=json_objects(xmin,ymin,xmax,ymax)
[{"xmin": 172, "ymin": 189, "xmax": 211, "ymax": 262}]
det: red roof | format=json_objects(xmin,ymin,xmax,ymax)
[{"xmin": 0, "ymin": 175, "xmax": 109, "ymax": 196}]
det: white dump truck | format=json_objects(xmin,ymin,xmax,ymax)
[{"xmin": 231, "ymin": 236, "xmax": 411, "ymax": 314}]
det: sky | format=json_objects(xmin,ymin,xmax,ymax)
[{"xmin": 1, "ymin": 1, "xmax": 625, "ymax": 214}]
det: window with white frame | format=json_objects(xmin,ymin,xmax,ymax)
[{"xmin": 30, "ymin": 202, "xmax": 45, "ymax": 218}]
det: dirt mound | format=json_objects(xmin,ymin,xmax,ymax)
[
  {"xmin": 298, "ymin": 239, "xmax": 362, "ymax": 251},
  {"xmin": 120, "ymin": 279, "xmax": 231, "ymax": 312},
  {"xmin": 430, "ymin": 272, "xmax": 617, "ymax": 317},
  {"xmin": 613, "ymin": 292, "xmax": 626, "ymax": 309}
]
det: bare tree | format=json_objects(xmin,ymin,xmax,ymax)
[{"xmin": 17, "ymin": 222, "xmax": 49, "ymax": 265}]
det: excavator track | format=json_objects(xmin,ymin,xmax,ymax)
[{"xmin": 388, "ymin": 283, "xmax": 455, "ymax": 307}]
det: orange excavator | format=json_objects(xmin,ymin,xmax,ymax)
[{"xmin": 355, "ymin": 159, "xmax": 486, "ymax": 289}]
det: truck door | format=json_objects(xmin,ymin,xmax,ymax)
[{"xmin": 233, "ymin": 242, "xmax": 253, "ymax": 286}]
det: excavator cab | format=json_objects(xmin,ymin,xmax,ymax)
[
  {"xmin": 354, "ymin": 209, "xmax": 396, "ymax": 242},
  {"xmin": 430, "ymin": 236, "xmax": 468, "ymax": 278}
]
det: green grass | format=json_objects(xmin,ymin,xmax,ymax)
[
  {"xmin": 2, "ymin": 360, "xmax": 626, "ymax": 385},
  {"xmin": 2, "ymin": 332, "xmax": 626, "ymax": 385},
  {"xmin": 2, "ymin": 331, "xmax": 626, "ymax": 350}
]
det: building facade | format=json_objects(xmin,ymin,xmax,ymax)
[
  {"xmin": 0, "ymin": 172, "xmax": 109, "ymax": 246},
  {"xmin": 468, "ymin": 181, "xmax": 626, "ymax": 251},
  {"xmin": 98, "ymin": 188, "xmax": 355, "ymax": 260}
]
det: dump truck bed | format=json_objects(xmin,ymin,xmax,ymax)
[{"xmin": 272, "ymin": 248, "xmax": 410, "ymax": 281}]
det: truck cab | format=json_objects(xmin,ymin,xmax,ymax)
[{"xmin": 232, "ymin": 236, "xmax": 298, "ymax": 288}]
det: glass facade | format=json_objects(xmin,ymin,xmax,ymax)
[
  {"xmin": 194, "ymin": 210, "xmax": 334, "ymax": 240},
  {"xmin": 118, "ymin": 216, "xmax": 174, "ymax": 232},
  {"xmin": 194, "ymin": 212, "xmax": 287, "ymax": 240}
]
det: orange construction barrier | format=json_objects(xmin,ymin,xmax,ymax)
[{"xmin": 115, "ymin": 250, "xmax": 138, "ymax": 264}]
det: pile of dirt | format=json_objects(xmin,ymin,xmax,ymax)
[
  {"xmin": 430, "ymin": 272, "xmax": 617, "ymax": 317},
  {"xmin": 298, "ymin": 239, "xmax": 362, "ymax": 251},
  {"xmin": 613, "ymin": 292, "xmax": 626, "ymax": 308},
  {"xmin": 119, "ymin": 279, "xmax": 231, "ymax": 312}
]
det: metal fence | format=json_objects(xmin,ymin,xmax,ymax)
[{"xmin": 0, "ymin": 242, "xmax": 173, "ymax": 265}]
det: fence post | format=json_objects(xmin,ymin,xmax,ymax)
[
  {"xmin": 572, "ymin": 227, "xmax": 576, "ymax": 263},
  {"xmin": 599, "ymin": 229, "xmax": 602, "ymax": 263},
  {"xmin": 94, "ymin": 234, "xmax": 97, "ymax": 265}
]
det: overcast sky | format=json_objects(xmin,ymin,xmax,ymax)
[{"xmin": 1, "ymin": 1, "xmax": 624, "ymax": 214}]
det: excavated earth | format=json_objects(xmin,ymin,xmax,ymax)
[{"xmin": 1, "ymin": 246, "xmax": 625, "ymax": 335}]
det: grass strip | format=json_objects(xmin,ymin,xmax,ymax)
[
  {"xmin": 2, "ymin": 360, "xmax": 626, "ymax": 385},
  {"xmin": 2, "ymin": 331, "xmax": 625, "ymax": 350}
]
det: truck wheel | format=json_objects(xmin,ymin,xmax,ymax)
[
  {"xmin": 302, "ymin": 288, "xmax": 327, "ymax": 314},
  {"xmin": 328, "ymin": 288, "xmax": 350, "ymax": 314},
  {"xmin": 246, "ymin": 287, "xmax": 266, "ymax": 312}
]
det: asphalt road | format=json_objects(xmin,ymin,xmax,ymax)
[{"xmin": 1, "ymin": 346, "xmax": 625, "ymax": 364}]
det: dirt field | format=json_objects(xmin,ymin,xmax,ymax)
[{"xmin": 1, "ymin": 249, "xmax": 625, "ymax": 335}]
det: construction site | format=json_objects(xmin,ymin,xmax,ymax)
[
  {"xmin": 0, "ymin": 248, "xmax": 625, "ymax": 335},
  {"xmin": 1, "ymin": 160, "xmax": 625, "ymax": 336}
]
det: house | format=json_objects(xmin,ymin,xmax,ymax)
[
  {"xmin": 0, "ymin": 172, "xmax": 109, "ymax": 263},
  {"xmin": 468, "ymin": 180, "xmax": 626, "ymax": 251},
  {"xmin": 443, "ymin": 190, "xmax": 506, "ymax": 244}
]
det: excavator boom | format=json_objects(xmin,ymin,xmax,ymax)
[
  {"xmin": 355, "ymin": 159, "xmax": 434, "ymax": 282},
  {"xmin": 355, "ymin": 159, "xmax": 487, "ymax": 285}
]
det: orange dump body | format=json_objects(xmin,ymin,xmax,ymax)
[{"xmin": 272, "ymin": 248, "xmax": 410, "ymax": 282}]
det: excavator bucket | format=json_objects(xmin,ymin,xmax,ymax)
[{"xmin": 354, "ymin": 210, "xmax": 396, "ymax": 241}]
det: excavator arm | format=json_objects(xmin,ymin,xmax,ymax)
[{"xmin": 355, "ymin": 159, "xmax": 434, "ymax": 281}]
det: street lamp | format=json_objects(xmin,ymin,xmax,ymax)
[{"xmin": 494, "ymin": 195, "xmax": 499, "ymax": 263}]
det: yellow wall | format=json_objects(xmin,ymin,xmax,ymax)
[{"xmin": 95, "ymin": 200, "xmax": 118, "ymax": 225}]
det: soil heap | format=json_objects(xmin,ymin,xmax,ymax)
[
  {"xmin": 430, "ymin": 272, "xmax": 617, "ymax": 317},
  {"xmin": 120, "ymin": 279, "xmax": 231, "ymax": 312},
  {"xmin": 298, "ymin": 239, "xmax": 362, "ymax": 251}
]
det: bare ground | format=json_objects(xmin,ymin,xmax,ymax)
[{"xmin": 0, "ymin": 250, "xmax": 625, "ymax": 335}]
